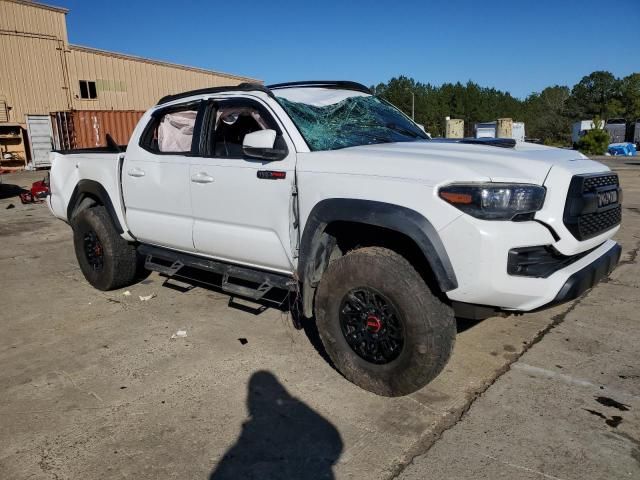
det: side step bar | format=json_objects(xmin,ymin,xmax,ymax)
[{"xmin": 138, "ymin": 245, "xmax": 296, "ymax": 302}]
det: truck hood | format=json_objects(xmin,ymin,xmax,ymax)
[{"xmin": 299, "ymin": 140, "xmax": 602, "ymax": 185}]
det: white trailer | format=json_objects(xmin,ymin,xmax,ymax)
[
  {"xmin": 475, "ymin": 121, "xmax": 525, "ymax": 142},
  {"xmin": 475, "ymin": 122, "xmax": 496, "ymax": 138},
  {"xmin": 572, "ymin": 119, "xmax": 605, "ymax": 146}
]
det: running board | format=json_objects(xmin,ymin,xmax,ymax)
[{"xmin": 138, "ymin": 245, "xmax": 295, "ymax": 301}]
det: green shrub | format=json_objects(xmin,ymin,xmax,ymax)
[{"xmin": 577, "ymin": 120, "xmax": 610, "ymax": 155}]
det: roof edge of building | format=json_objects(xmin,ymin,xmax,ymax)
[
  {"xmin": 69, "ymin": 44, "xmax": 262, "ymax": 84},
  {"xmin": 4, "ymin": 0, "xmax": 68, "ymax": 14}
]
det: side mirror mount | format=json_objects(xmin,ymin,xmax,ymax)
[{"xmin": 243, "ymin": 129, "xmax": 287, "ymax": 160}]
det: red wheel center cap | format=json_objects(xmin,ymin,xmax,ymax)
[{"xmin": 366, "ymin": 315, "xmax": 382, "ymax": 333}]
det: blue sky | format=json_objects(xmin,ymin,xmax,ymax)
[{"xmin": 60, "ymin": 0, "xmax": 639, "ymax": 99}]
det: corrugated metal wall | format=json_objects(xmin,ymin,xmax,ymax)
[
  {"xmin": 0, "ymin": 0, "xmax": 258, "ymax": 126},
  {"xmin": 0, "ymin": 0, "xmax": 70, "ymax": 124},
  {"xmin": 0, "ymin": 0, "xmax": 68, "ymax": 41},
  {"xmin": 51, "ymin": 110, "xmax": 145, "ymax": 149},
  {"xmin": 66, "ymin": 46, "xmax": 255, "ymax": 112}
]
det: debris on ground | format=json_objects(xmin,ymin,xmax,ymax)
[
  {"xmin": 122, "ymin": 291, "xmax": 131, "ymax": 296},
  {"xmin": 170, "ymin": 330, "xmax": 187, "ymax": 340},
  {"xmin": 138, "ymin": 293, "xmax": 156, "ymax": 301},
  {"xmin": 19, "ymin": 178, "xmax": 50, "ymax": 204},
  {"xmin": 238, "ymin": 338, "xmax": 248, "ymax": 345},
  {"xmin": 6, "ymin": 203, "xmax": 14, "ymax": 209}
]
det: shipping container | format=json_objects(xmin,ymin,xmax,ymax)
[
  {"xmin": 605, "ymin": 118, "xmax": 626, "ymax": 143},
  {"xmin": 51, "ymin": 110, "xmax": 144, "ymax": 150}
]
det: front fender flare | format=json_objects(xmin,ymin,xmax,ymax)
[{"xmin": 298, "ymin": 198, "xmax": 458, "ymax": 317}]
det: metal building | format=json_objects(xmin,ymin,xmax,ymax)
[{"xmin": 0, "ymin": 0, "xmax": 258, "ymax": 168}]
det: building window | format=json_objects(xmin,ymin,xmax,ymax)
[{"xmin": 79, "ymin": 80, "xmax": 97, "ymax": 99}]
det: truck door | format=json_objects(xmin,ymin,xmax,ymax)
[
  {"xmin": 189, "ymin": 98, "xmax": 297, "ymax": 274},
  {"xmin": 121, "ymin": 101, "xmax": 202, "ymax": 252}
]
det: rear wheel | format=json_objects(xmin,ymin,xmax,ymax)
[
  {"xmin": 72, "ymin": 206, "xmax": 139, "ymax": 291},
  {"xmin": 315, "ymin": 247, "xmax": 455, "ymax": 396}
]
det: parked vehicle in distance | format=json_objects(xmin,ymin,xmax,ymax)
[
  {"xmin": 48, "ymin": 81, "xmax": 622, "ymax": 396},
  {"xmin": 475, "ymin": 121, "xmax": 496, "ymax": 139},
  {"xmin": 474, "ymin": 121, "xmax": 526, "ymax": 142},
  {"xmin": 572, "ymin": 119, "xmax": 605, "ymax": 147}
]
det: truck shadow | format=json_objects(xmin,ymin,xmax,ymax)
[
  {"xmin": 158, "ymin": 275, "xmax": 483, "ymax": 368},
  {"xmin": 455, "ymin": 317, "xmax": 482, "ymax": 333},
  {"xmin": 209, "ymin": 370, "xmax": 343, "ymax": 480},
  {"xmin": 159, "ymin": 275, "xmax": 336, "ymax": 366}
]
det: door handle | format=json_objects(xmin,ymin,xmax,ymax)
[
  {"xmin": 127, "ymin": 168, "xmax": 145, "ymax": 178},
  {"xmin": 191, "ymin": 172, "xmax": 214, "ymax": 184}
]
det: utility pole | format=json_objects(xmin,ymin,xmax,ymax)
[{"xmin": 411, "ymin": 92, "xmax": 415, "ymax": 120}]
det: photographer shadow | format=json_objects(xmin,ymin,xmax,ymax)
[{"xmin": 210, "ymin": 370, "xmax": 343, "ymax": 480}]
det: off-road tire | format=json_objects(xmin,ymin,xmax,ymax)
[
  {"xmin": 315, "ymin": 246, "xmax": 455, "ymax": 396},
  {"xmin": 72, "ymin": 206, "xmax": 139, "ymax": 291}
]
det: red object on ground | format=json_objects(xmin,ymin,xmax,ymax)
[
  {"xmin": 20, "ymin": 178, "xmax": 50, "ymax": 204},
  {"xmin": 30, "ymin": 179, "xmax": 49, "ymax": 198}
]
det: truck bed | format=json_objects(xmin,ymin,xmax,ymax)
[{"xmin": 47, "ymin": 150, "xmax": 131, "ymax": 239}]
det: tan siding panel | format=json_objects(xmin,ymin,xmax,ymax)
[
  {"xmin": 0, "ymin": 33, "xmax": 69, "ymax": 123},
  {"xmin": 0, "ymin": 1, "xmax": 258, "ymax": 126},
  {"xmin": 0, "ymin": 1, "xmax": 68, "ymax": 41},
  {"xmin": 67, "ymin": 47, "xmax": 256, "ymax": 112}
]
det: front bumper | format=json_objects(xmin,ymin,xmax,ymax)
[
  {"xmin": 549, "ymin": 241, "xmax": 620, "ymax": 306},
  {"xmin": 440, "ymin": 213, "xmax": 620, "ymax": 311}
]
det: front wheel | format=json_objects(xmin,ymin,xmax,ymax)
[{"xmin": 315, "ymin": 247, "xmax": 455, "ymax": 396}]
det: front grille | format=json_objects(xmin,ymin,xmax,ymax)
[
  {"xmin": 576, "ymin": 205, "xmax": 622, "ymax": 238},
  {"xmin": 563, "ymin": 173, "xmax": 622, "ymax": 241},
  {"xmin": 582, "ymin": 174, "xmax": 618, "ymax": 192}
]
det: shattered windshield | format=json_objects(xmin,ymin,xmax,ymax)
[{"xmin": 275, "ymin": 89, "xmax": 428, "ymax": 151}]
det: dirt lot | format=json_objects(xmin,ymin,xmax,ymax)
[{"xmin": 1, "ymin": 158, "xmax": 639, "ymax": 479}]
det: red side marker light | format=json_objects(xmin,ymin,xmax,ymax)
[{"xmin": 257, "ymin": 170, "xmax": 287, "ymax": 180}]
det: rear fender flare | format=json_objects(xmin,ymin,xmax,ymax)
[{"xmin": 67, "ymin": 180, "xmax": 123, "ymax": 234}]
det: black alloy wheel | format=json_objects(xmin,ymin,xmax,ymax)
[
  {"xmin": 339, "ymin": 287, "xmax": 405, "ymax": 364},
  {"xmin": 83, "ymin": 229, "xmax": 104, "ymax": 271}
]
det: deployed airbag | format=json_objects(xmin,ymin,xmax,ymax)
[{"xmin": 158, "ymin": 110, "xmax": 197, "ymax": 152}]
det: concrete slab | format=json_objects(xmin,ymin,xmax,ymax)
[
  {"xmin": 397, "ymin": 165, "xmax": 640, "ymax": 480},
  {"xmin": 0, "ymin": 165, "xmax": 637, "ymax": 479}
]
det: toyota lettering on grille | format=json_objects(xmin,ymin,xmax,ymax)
[{"xmin": 597, "ymin": 189, "xmax": 618, "ymax": 208}]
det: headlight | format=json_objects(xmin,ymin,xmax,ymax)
[{"xmin": 438, "ymin": 183, "xmax": 546, "ymax": 220}]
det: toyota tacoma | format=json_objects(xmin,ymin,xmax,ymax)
[{"xmin": 48, "ymin": 81, "xmax": 622, "ymax": 396}]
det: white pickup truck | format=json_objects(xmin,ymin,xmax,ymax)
[{"xmin": 48, "ymin": 81, "xmax": 622, "ymax": 396}]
